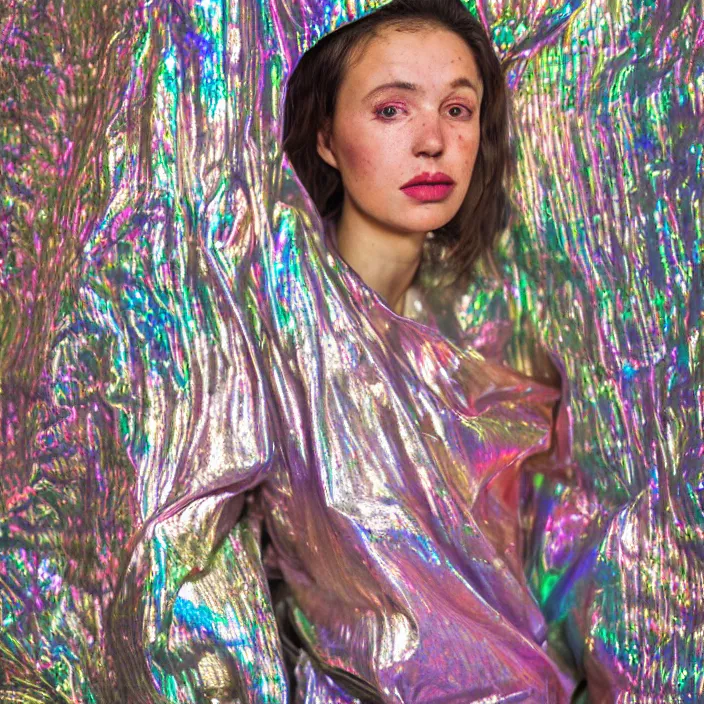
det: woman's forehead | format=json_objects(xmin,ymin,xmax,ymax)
[{"xmin": 344, "ymin": 29, "xmax": 483, "ymax": 99}]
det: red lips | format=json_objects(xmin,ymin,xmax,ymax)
[{"xmin": 401, "ymin": 171, "xmax": 455, "ymax": 188}]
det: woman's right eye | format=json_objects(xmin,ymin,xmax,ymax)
[{"xmin": 376, "ymin": 105, "xmax": 402, "ymax": 119}]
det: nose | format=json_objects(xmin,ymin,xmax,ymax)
[{"xmin": 413, "ymin": 114, "xmax": 445, "ymax": 158}]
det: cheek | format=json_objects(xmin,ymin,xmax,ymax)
[
  {"xmin": 339, "ymin": 140, "xmax": 367, "ymax": 177},
  {"xmin": 456, "ymin": 132, "xmax": 481, "ymax": 176},
  {"xmin": 338, "ymin": 125, "xmax": 395, "ymax": 184}
]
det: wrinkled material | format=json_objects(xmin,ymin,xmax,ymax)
[{"xmin": 1, "ymin": 0, "xmax": 703, "ymax": 702}]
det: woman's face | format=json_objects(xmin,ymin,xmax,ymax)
[{"xmin": 317, "ymin": 24, "xmax": 483, "ymax": 237}]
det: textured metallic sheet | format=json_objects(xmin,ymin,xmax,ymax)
[{"xmin": 0, "ymin": 0, "xmax": 702, "ymax": 702}]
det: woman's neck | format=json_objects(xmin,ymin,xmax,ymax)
[{"xmin": 334, "ymin": 208, "xmax": 427, "ymax": 315}]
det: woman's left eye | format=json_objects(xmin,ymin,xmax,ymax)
[{"xmin": 447, "ymin": 105, "xmax": 472, "ymax": 118}]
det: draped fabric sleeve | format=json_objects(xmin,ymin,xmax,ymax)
[
  {"xmin": 514, "ymin": 347, "xmax": 611, "ymax": 699},
  {"xmin": 505, "ymin": 323, "xmax": 675, "ymax": 702},
  {"xmin": 453, "ymin": 270, "xmax": 694, "ymax": 703},
  {"xmin": 28, "ymin": 216, "xmax": 290, "ymax": 702},
  {"xmin": 74, "ymin": 0, "xmax": 295, "ymax": 697}
]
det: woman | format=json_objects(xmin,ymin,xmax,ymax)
[{"xmin": 219, "ymin": 0, "xmax": 594, "ymax": 701}]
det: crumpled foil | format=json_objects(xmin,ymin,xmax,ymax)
[{"xmin": 0, "ymin": 0, "xmax": 702, "ymax": 702}]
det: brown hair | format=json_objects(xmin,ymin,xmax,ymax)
[{"xmin": 282, "ymin": 0, "xmax": 512, "ymax": 284}]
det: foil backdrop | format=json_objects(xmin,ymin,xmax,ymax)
[{"xmin": 1, "ymin": 0, "xmax": 703, "ymax": 702}]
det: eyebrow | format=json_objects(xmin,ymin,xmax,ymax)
[{"xmin": 364, "ymin": 77, "xmax": 481, "ymax": 101}]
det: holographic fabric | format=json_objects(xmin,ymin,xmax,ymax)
[{"xmin": 1, "ymin": 0, "xmax": 702, "ymax": 702}]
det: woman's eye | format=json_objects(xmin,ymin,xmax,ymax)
[
  {"xmin": 376, "ymin": 105, "xmax": 402, "ymax": 119},
  {"xmin": 448, "ymin": 105, "xmax": 472, "ymax": 118}
]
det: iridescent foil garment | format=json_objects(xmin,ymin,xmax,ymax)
[
  {"xmin": 1, "ymin": 0, "xmax": 702, "ymax": 702},
  {"xmin": 98, "ymin": 203, "xmax": 602, "ymax": 704}
]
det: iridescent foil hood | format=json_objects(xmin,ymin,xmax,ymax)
[{"xmin": 0, "ymin": 0, "xmax": 702, "ymax": 703}]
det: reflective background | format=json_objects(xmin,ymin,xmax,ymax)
[{"xmin": 0, "ymin": 0, "xmax": 702, "ymax": 701}]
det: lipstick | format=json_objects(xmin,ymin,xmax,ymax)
[{"xmin": 400, "ymin": 172, "xmax": 455, "ymax": 202}]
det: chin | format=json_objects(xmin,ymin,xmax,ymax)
[{"xmin": 392, "ymin": 211, "xmax": 456, "ymax": 235}]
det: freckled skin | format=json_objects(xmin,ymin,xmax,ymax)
[{"xmin": 317, "ymin": 25, "xmax": 484, "ymax": 240}]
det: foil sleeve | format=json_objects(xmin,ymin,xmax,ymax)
[
  {"xmin": 31, "ymin": 240, "xmax": 290, "ymax": 702},
  {"xmin": 512, "ymin": 322, "xmax": 680, "ymax": 702}
]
